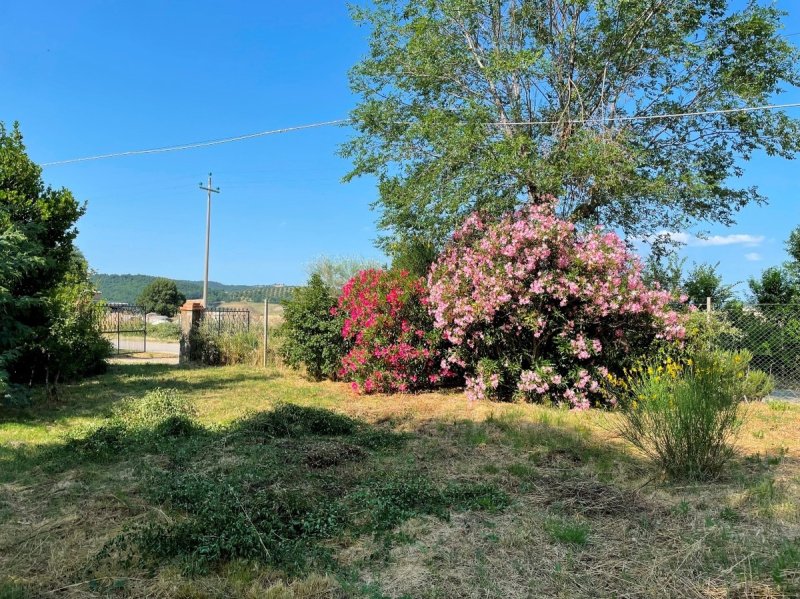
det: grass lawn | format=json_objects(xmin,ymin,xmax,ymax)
[{"xmin": 0, "ymin": 364, "xmax": 798, "ymax": 598}]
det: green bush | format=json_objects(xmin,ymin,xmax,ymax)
[
  {"xmin": 721, "ymin": 302, "xmax": 800, "ymax": 390},
  {"xmin": 617, "ymin": 350, "xmax": 772, "ymax": 480},
  {"xmin": 278, "ymin": 273, "xmax": 344, "ymax": 381},
  {"xmin": 189, "ymin": 328, "xmax": 261, "ymax": 366}
]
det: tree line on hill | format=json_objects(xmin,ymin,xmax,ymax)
[{"xmin": 91, "ymin": 274, "xmax": 300, "ymax": 306}]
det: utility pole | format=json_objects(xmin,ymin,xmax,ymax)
[{"xmin": 199, "ymin": 173, "xmax": 220, "ymax": 308}]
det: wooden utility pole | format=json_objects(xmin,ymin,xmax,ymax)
[{"xmin": 199, "ymin": 173, "xmax": 220, "ymax": 307}]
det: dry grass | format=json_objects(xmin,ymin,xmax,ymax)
[{"xmin": 1, "ymin": 364, "xmax": 798, "ymax": 598}]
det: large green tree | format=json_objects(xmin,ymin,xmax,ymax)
[
  {"xmin": 1, "ymin": 122, "xmax": 108, "ymax": 396},
  {"xmin": 137, "ymin": 277, "xmax": 186, "ymax": 316},
  {"xmin": 343, "ymin": 0, "xmax": 800, "ymax": 255}
]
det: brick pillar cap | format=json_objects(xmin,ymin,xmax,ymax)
[{"xmin": 180, "ymin": 300, "xmax": 205, "ymax": 311}]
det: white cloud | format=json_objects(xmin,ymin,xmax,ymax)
[
  {"xmin": 652, "ymin": 231, "xmax": 764, "ymax": 247},
  {"xmin": 694, "ymin": 234, "xmax": 764, "ymax": 247},
  {"xmin": 745, "ymin": 252, "xmax": 762, "ymax": 262}
]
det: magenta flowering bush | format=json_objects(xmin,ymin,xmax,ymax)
[
  {"xmin": 335, "ymin": 269, "xmax": 448, "ymax": 393},
  {"xmin": 428, "ymin": 196, "xmax": 684, "ymax": 408}
]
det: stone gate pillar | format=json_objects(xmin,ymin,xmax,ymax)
[{"xmin": 179, "ymin": 301, "xmax": 204, "ymax": 364}]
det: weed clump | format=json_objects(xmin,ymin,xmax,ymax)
[
  {"xmin": 239, "ymin": 404, "xmax": 357, "ymax": 438},
  {"xmin": 112, "ymin": 388, "xmax": 197, "ymax": 433},
  {"xmin": 61, "ymin": 388, "xmax": 200, "ymax": 462},
  {"xmin": 64, "ymin": 424, "xmax": 126, "ymax": 459},
  {"xmin": 544, "ymin": 516, "xmax": 590, "ymax": 546}
]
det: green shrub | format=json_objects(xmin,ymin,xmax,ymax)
[
  {"xmin": 278, "ymin": 273, "xmax": 344, "ymax": 381},
  {"xmin": 617, "ymin": 350, "xmax": 772, "ymax": 480},
  {"xmin": 65, "ymin": 424, "xmax": 127, "ymax": 459},
  {"xmin": 1, "ymin": 123, "xmax": 110, "ymax": 400},
  {"xmin": 189, "ymin": 328, "xmax": 261, "ymax": 366}
]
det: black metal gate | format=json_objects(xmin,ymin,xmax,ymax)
[{"xmin": 100, "ymin": 304, "xmax": 147, "ymax": 354}]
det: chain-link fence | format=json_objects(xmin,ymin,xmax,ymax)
[{"xmin": 714, "ymin": 303, "xmax": 800, "ymax": 399}]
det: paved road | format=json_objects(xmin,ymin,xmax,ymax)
[{"xmin": 111, "ymin": 338, "xmax": 180, "ymax": 355}]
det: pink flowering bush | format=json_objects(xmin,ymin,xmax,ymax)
[
  {"xmin": 428, "ymin": 196, "xmax": 684, "ymax": 409},
  {"xmin": 336, "ymin": 269, "xmax": 448, "ymax": 393}
]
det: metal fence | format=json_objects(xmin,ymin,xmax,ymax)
[
  {"xmin": 198, "ymin": 307, "xmax": 252, "ymax": 336},
  {"xmin": 714, "ymin": 303, "xmax": 800, "ymax": 398},
  {"xmin": 100, "ymin": 304, "xmax": 147, "ymax": 354}
]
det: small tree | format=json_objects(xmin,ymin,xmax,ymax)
[
  {"xmin": 137, "ymin": 278, "xmax": 185, "ymax": 316},
  {"xmin": 683, "ymin": 263, "xmax": 735, "ymax": 308},
  {"xmin": 278, "ymin": 274, "xmax": 344, "ymax": 381}
]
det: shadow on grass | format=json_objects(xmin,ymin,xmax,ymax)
[
  {"xmin": 0, "ymin": 403, "xmax": 509, "ymax": 584},
  {"xmin": 3, "ymin": 394, "xmax": 797, "ymax": 597},
  {"xmin": 0, "ymin": 363, "xmax": 282, "ymax": 427}
]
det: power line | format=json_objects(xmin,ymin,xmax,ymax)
[
  {"xmin": 41, "ymin": 119, "xmax": 349, "ymax": 166},
  {"xmin": 41, "ymin": 102, "xmax": 800, "ymax": 166},
  {"xmin": 499, "ymin": 102, "xmax": 800, "ymax": 126}
]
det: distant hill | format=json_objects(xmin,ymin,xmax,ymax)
[{"xmin": 92, "ymin": 274, "xmax": 300, "ymax": 305}]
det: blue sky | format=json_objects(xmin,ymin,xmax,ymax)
[{"xmin": 1, "ymin": 1, "xmax": 798, "ymax": 290}]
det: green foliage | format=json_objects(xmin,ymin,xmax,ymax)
[
  {"xmin": 617, "ymin": 350, "xmax": 771, "ymax": 480},
  {"xmin": 682, "ymin": 310, "xmax": 741, "ymax": 354},
  {"xmin": 190, "ymin": 329, "xmax": 261, "ymax": 366},
  {"xmin": 642, "ymin": 253, "xmax": 685, "ymax": 297},
  {"xmin": 683, "ymin": 263, "xmax": 735, "ymax": 308},
  {"xmin": 721, "ymin": 302, "xmax": 800, "ymax": 389},
  {"xmin": 748, "ymin": 267, "xmax": 798, "ymax": 304},
  {"xmin": 352, "ymin": 476, "xmax": 509, "ymax": 531},
  {"xmin": 786, "ymin": 226, "xmax": 800, "ymax": 265},
  {"xmin": 0, "ymin": 122, "xmax": 109, "ymax": 397},
  {"xmin": 771, "ymin": 539, "xmax": 800, "ymax": 593},
  {"xmin": 544, "ymin": 516, "xmax": 590, "ymax": 546},
  {"xmin": 64, "ymin": 388, "xmax": 200, "ymax": 460},
  {"xmin": 136, "ymin": 277, "xmax": 185, "ymax": 316},
  {"xmin": 145, "ymin": 321, "xmax": 181, "ymax": 341},
  {"xmin": 343, "ymin": 1, "xmax": 800, "ymax": 257},
  {"xmin": 390, "ymin": 239, "xmax": 438, "ymax": 278},
  {"xmin": 112, "ymin": 388, "xmax": 197, "ymax": 432},
  {"xmin": 307, "ymin": 255, "xmax": 383, "ymax": 292},
  {"xmin": 278, "ymin": 274, "xmax": 344, "ymax": 381},
  {"xmin": 84, "ymin": 400, "xmax": 502, "ymax": 576}
]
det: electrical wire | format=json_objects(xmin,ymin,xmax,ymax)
[
  {"xmin": 41, "ymin": 102, "xmax": 800, "ymax": 166},
  {"xmin": 41, "ymin": 119, "xmax": 350, "ymax": 166}
]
